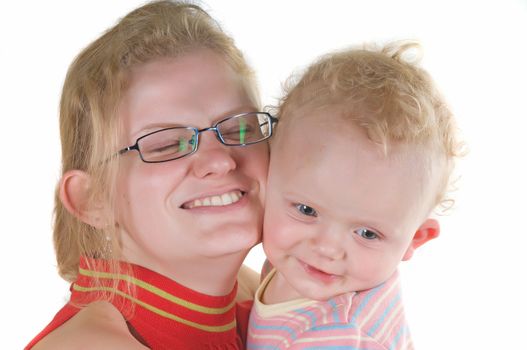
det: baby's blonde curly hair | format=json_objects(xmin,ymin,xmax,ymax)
[{"xmin": 275, "ymin": 41, "xmax": 463, "ymax": 212}]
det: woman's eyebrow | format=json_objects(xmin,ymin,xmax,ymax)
[{"xmin": 131, "ymin": 122, "xmax": 189, "ymax": 139}]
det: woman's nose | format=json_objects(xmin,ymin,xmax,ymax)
[{"xmin": 191, "ymin": 130, "xmax": 237, "ymax": 178}]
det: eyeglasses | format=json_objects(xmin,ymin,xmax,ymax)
[{"xmin": 119, "ymin": 112, "xmax": 278, "ymax": 163}]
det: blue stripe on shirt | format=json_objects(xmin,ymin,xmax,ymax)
[
  {"xmin": 310, "ymin": 322, "xmax": 356, "ymax": 331},
  {"xmin": 388, "ymin": 323, "xmax": 408, "ymax": 350},
  {"xmin": 249, "ymin": 317, "xmax": 298, "ymax": 341},
  {"xmin": 350, "ymin": 283, "xmax": 384, "ymax": 324},
  {"xmin": 328, "ymin": 299, "xmax": 340, "ymax": 322},
  {"xmin": 295, "ymin": 307, "xmax": 317, "ymax": 326},
  {"xmin": 367, "ymin": 292, "xmax": 401, "ymax": 336},
  {"xmin": 246, "ymin": 342, "xmax": 280, "ymax": 350}
]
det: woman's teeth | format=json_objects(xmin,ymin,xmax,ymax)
[{"xmin": 184, "ymin": 190, "xmax": 243, "ymax": 209}]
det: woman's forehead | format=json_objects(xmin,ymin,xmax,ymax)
[{"xmin": 118, "ymin": 51, "xmax": 253, "ymax": 138}]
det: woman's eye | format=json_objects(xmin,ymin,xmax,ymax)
[
  {"xmin": 355, "ymin": 228, "xmax": 379, "ymax": 240},
  {"xmin": 222, "ymin": 126, "xmax": 256, "ymax": 141},
  {"xmin": 151, "ymin": 142, "xmax": 181, "ymax": 153},
  {"xmin": 295, "ymin": 204, "xmax": 317, "ymax": 217}
]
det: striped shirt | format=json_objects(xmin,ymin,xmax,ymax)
[{"xmin": 247, "ymin": 269, "xmax": 412, "ymax": 349}]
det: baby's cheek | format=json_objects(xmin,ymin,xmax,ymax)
[
  {"xmin": 355, "ymin": 253, "xmax": 396, "ymax": 285},
  {"xmin": 263, "ymin": 220, "xmax": 290, "ymax": 256},
  {"xmin": 262, "ymin": 225, "xmax": 280, "ymax": 250}
]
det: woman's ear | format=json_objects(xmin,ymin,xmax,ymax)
[
  {"xmin": 402, "ymin": 218, "xmax": 440, "ymax": 261},
  {"xmin": 59, "ymin": 170, "xmax": 108, "ymax": 229}
]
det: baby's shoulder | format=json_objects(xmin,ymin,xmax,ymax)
[{"xmin": 32, "ymin": 301, "xmax": 147, "ymax": 350}]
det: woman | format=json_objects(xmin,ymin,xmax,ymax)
[{"xmin": 26, "ymin": 1, "xmax": 272, "ymax": 348}]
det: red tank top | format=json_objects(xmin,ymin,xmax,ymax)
[{"xmin": 26, "ymin": 258, "xmax": 243, "ymax": 349}]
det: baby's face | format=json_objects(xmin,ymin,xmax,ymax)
[{"xmin": 263, "ymin": 109, "xmax": 436, "ymax": 301}]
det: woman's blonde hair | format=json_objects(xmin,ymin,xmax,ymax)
[
  {"xmin": 276, "ymin": 41, "xmax": 463, "ymax": 211},
  {"xmin": 54, "ymin": 0, "xmax": 258, "ymax": 288}
]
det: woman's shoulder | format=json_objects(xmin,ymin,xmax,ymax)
[
  {"xmin": 32, "ymin": 301, "xmax": 148, "ymax": 350},
  {"xmin": 236, "ymin": 264, "xmax": 260, "ymax": 301}
]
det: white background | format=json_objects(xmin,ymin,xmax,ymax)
[{"xmin": 1, "ymin": 1, "xmax": 526, "ymax": 349}]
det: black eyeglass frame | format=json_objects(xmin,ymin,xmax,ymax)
[{"xmin": 118, "ymin": 112, "xmax": 278, "ymax": 163}]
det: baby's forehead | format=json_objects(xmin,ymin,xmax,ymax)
[
  {"xmin": 272, "ymin": 112, "xmax": 441, "ymax": 188},
  {"xmin": 269, "ymin": 116, "xmax": 439, "ymax": 223},
  {"xmin": 276, "ymin": 103, "xmax": 439, "ymax": 157}
]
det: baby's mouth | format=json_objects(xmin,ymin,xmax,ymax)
[
  {"xmin": 181, "ymin": 190, "xmax": 244, "ymax": 209},
  {"xmin": 300, "ymin": 260, "xmax": 339, "ymax": 284}
]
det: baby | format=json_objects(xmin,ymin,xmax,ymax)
[{"xmin": 247, "ymin": 41, "xmax": 461, "ymax": 349}]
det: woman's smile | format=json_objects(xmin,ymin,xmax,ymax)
[{"xmin": 182, "ymin": 190, "xmax": 244, "ymax": 209}]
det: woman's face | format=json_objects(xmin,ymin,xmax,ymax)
[{"xmin": 115, "ymin": 50, "xmax": 268, "ymax": 274}]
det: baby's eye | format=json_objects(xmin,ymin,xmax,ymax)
[
  {"xmin": 295, "ymin": 204, "xmax": 318, "ymax": 217},
  {"xmin": 355, "ymin": 228, "xmax": 379, "ymax": 240}
]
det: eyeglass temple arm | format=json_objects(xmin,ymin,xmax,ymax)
[
  {"xmin": 119, "ymin": 143, "xmax": 139, "ymax": 155},
  {"xmin": 262, "ymin": 115, "xmax": 279, "ymax": 127}
]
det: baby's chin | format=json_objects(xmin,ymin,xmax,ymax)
[
  {"xmin": 298, "ymin": 288, "xmax": 343, "ymax": 302},
  {"xmin": 291, "ymin": 280, "xmax": 347, "ymax": 302},
  {"xmin": 293, "ymin": 275, "xmax": 381, "ymax": 301}
]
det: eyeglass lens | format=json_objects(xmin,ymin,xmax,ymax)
[
  {"xmin": 217, "ymin": 113, "xmax": 268, "ymax": 145},
  {"xmin": 137, "ymin": 113, "xmax": 270, "ymax": 162},
  {"xmin": 138, "ymin": 128, "xmax": 197, "ymax": 163}
]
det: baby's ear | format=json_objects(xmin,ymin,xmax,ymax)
[
  {"xmin": 59, "ymin": 170, "xmax": 108, "ymax": 229},
  {"xmin": 402, "ymin": 218, "xmax": 440, "ymax": 261}
]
